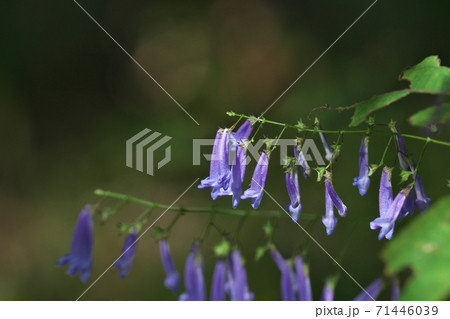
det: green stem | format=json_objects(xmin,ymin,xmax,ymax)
[{"xmin": 226, "ymin": 112, "xmax": 450, "ymax": 147}]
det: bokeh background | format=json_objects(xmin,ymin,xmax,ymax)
[{"xmin": 0, "ymin": 0, "xmax": 449, "ymax": 300}]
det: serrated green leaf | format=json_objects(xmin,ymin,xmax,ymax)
[
  {"xmin": 349, "ymin": 90, "xmax": 411, "ymax": 127},
  {"xmin": 400, "ymin": 56, "xmax": 450, "ymax": 93},
  {"xmin": 409, "ymin": 104, "xmax": 450, "ymax": 127},
  {"xmin": 382, "ymin": 195, "xmax": 450, "ymax": 300}
]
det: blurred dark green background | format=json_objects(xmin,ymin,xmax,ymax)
[{"xmin": 0, "ymin": 0, "xmax": 449, "ymax": 300}]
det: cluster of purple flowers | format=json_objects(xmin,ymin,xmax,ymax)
[
  {"xmin": 199, "ymin": 121, "xmax": 431, "ymax": 240},
  {"xmin": 57, "ymin": 209, "xmax": 253, "ymax": 300},
  {"xmin": 269, "ymin": 247, "xmax": 399, "ymax": 301},
  {"xmin": 57, "ymin": 205, "xmax": 140, "ymax": 282},
  {"xmin": 177, "ymin": 243, "xmax": 254, "ymax": 301}
]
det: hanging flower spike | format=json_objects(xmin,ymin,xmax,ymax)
[
  {"xmin": 57, "ymin": 204, "xmax": 94, "ymax": 283},
  {"xmin": 270, "ymin": 249, "xmax": 296, "ymax": 301},
  {"xmin": 294, "ymin": 143, "xmax": 311, "ymax": 178},
  {"xmin": 211, "ymin": 259, "xmax": 227, "ymax": 301},
  {"xmin": 319, "ymin": 130, "xmax": 336, "ymax": 163},
  {"xmin": 353, "ymin": 278, "xmax": 383, "ymax": 301},
  {"xmin": 230, "ymin": 120, "xmax": 253, "ymax": 152},
  {"xmin": 198, "ymin": 128, "xmax": 231, "ymax": 200},
  {"xmin": 320, "ymin": 280, "xmax": 335, "ymax": 301},
  {"xmin": 370, "ymin": 187, "xmax": 410, "ymax": 240},
  {"xmin": 227, "ymin": 250, "xmax": 254, "ymax": 301},
  {"xmin": 352, "ymin": 136, "xmax": 370, "ymax": 196},
  {"xmin": 179, "ymin": 244, "xmax": 206, "ymax": 301},
  {"xmin": 241, "ymin": 152, "xmax": 269, "ymax": 209},
  {"xmin": 218, "ymin": 145, "xmax": 247, "ymax": 208},
  {"xmin": 322, "ymin": 182, "xmax": 338, "ymax": 236},
  {"xmin": 285, "ymin": 167, "xmax": 302, "ymax": 222},
  {"xmin": 325, "ymin": 178, "xmax": 347, "ymax": 217},
  {"xmin": 114, "ymin": 227, "xmax": 138, "ymax": 278},
  {"xmin": 294, "ymin": 256, "xmax": 313, "ymax": 301},
  {"xmin": 413, "ymin": 172, "xmax": 432, "ymax": 212},
  {"xmin": 393, "ymin": 125, "xmax": 411, "ymax": 171},
  {"xmin": 159, "ymin": 239, "xmax": 180, "ymax": 294}
]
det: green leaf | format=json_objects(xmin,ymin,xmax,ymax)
[
  {"xmin": 263, "ymin": 221, "xmax": 274, "ymax": 237},
  {"xmin": 349, "ymin": 90, "xmax": 411, "ymax": 127},
  {"xmin": 409, "ymin": 103, "xmax": 450, "ymax": 127},
  {"xmin": 400, "ymin": 56, "xmax": 450, "ymax": 93},
  {"xmin": 382, "ymin": 195, "xmax": 450, "ymax": 300}
]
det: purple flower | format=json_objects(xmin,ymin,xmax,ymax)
[
  {"xmin": 322, "ymin": 182, "xmax": 338, "ymax": 236},
  {"xmin": 179, "ymin": 244, "xmax": 206, "ymax": 301},
  {"xmin": 379, "ymin": 167, "xmax": 393, "ymax": 218},
  {"xmin": 325, "ymin": 178, "xmax": 347, "ymax": 217},
  {"xmin": 399, "ymin": 189, "xmax": 415, "ymax": 219},
  {"xmin": 241, "ymin": 152, "xmax": 269, "ymax": 209},
  {"xmin": 294, "ymin": 143, "xmax": 311, "ymax": 178},
  {"xmin": 114, "ymin": 227, "xmax": 138, "ymax": 278},
  {"xmin": 227, "ymin": 250, "xmax": 254, "ymax": 301},
  {"xmin": 218, "ymin": 145, "xmax": 247, "ymax": 208},
  {"xmin": 230, "ymin": 120, "xmax": 253, "ymax": 151},
  {"xmin": 294, "ymin": 256, "xmax": 313, "ymax": 301},
  {"xmin": 370, "ymin": 187, "xmax": 411, "ymax": 240},
  {"xmin": 198, "ymin": 129, "xmax": 231, "ymax": 200},
  {"xmin": 352, "ymin": 136, "xmax": 370, "ymax": 196},
  {"xmin": 285, "ymin": 167, "xmax": 302, "ymax": 222},
  {"xmin": 391, "ymin": 278, "xmax": 400, "ymax": 301},
  {"xmin": 159, "ymin": 239, "xmax": 179, "ymax": 294},
  {"xmin": 321, "ymin": 280, "xmax": 335, "ymax": 301},
  {"xmin": 413, "ymin": 172, "xmax": 432, "ymax": 212},
  {"xmin": 353, "ymin": 278, "xmax": 383, "ymax": 301},
  {"xmin": 57, "ymin": 205, "xmax": 94, "ymax": 283},
  {"xmin": 319, "ymin": 131, "xmax": 336, "ymax": 163},
  {"xmin": 270, "ymin": 249, "xmax": 296, "ymax": 301},
  {"xmin": 211, "ymin": 259, "xmax": 227, "ymax": 301},
  {"xmin": 393, "ymin": 125, "xmax": 411, "ymax": 171}
]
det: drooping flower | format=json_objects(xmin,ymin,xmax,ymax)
[
  {"xmin": 294, "ymin": 143, "xmax": 311, "ymax": 178},
  {"xmin": 241, "ymin": 152, "xmax": 269, "ymax": 209},
  {"xmin": 211, "ymin": 259, "xmax": 227, "ymax": 301},
  {"xmin": 270, "ymin": 249, "xmax": 296, "ymax": 301},
  {"xmin": 285, "ymin": 167, "xmax": 302, "ymax": 222},
  {"xmin": 370, "ymin": 187, "xmax": 411, "ymax": 240},
  {"xmin": 227, "ymin": 250, "xmax": 254, "ymax": 301},
  {"xmin": 230, "ymin": 120, "xmax": 253, "ymax": 151},
  {"xmin": 179, "ymin": 244, "xmax": 206, "ymax": 301},
  {"xmin": 320, "ymin": 280, "xmax": 335, "ymax": 301},
  {"xmin": 399, "ymin": 189, "xmax": 415, "ymax": 219},
  {"xmin": 352, "ymin": 136, "xmax": 370, "ymax": 196},
  {"xmin": 353, "ymin": 278, "xmax": 383, "ymax": 301},
  {"xmin": 218, "ymin": 144, "xmax": 247, "ymax": 208},
  {"xmin": 294, "ymin": 256, "xmax": 313, "ymax": 301},
  {"xmin": 159, "ymin": 239, "xmax": 180, "ymax": 294},
  {"xmin": 57, "ymin": 204, "xmax": 94, "ymax": 283},
  {"xmin": 322, "ymin": 182, "xmax": 338, "ymax": 236},
  {"xmin": 413, "ymin": 172, "xmax": 432, "ymax": 212},
  {"xmin": 198, "ymin": 129, "xmax": 231, "ymax": 200},
  {"xmin": 379, "ymin": 167, "xmax": 393, "ymax": 218},
  {"xmin": 114, "ymin": 227, "xmax": 138, "ymax": 278},
  {"xmin": 393, "ymin": 125, "xmax": 411, "ymax": 171},
  {"xmin": 319, "ymin": 130, "xmax": 336, "ymax": 162},
  {"xmin": 391, "ymin": 278, "xmax": 400, "ymax": 301},
  {"xmin": 325, "ymin": 178, "xmax": 347, "ymax": 217}
]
